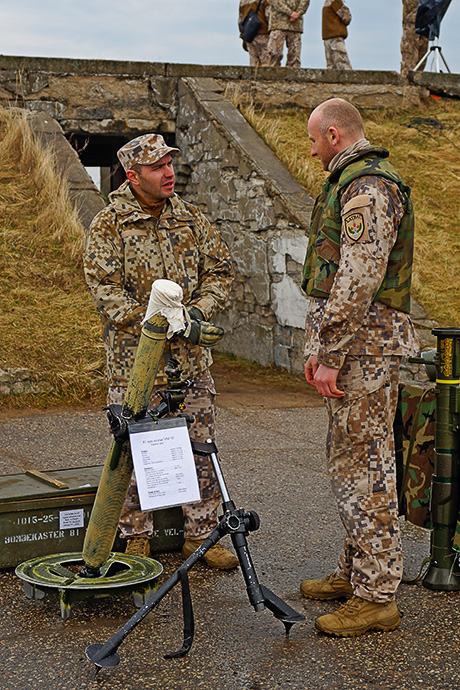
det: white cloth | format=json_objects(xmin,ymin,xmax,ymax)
[{"xmin": 142, "ymin": 279, "xmax": 186, "ymax": 338}]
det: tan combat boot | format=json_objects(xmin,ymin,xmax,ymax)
[
  {"xmin": 300, "ymin": 573, "xmax": 353, "ymax": 600},
  {"xmin": 125, "ymin": 536, "xmax": 151, "ymax": 557},
  {"xmin": 182, "ymin": 539, "xmax": 239, "ymax": 570},
  {"xmin": 314, "ymin": 595, "xmax": 401, "ymax": 637}
]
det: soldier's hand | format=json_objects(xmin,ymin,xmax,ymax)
[
  {"xmin": 314, "ymin": 364, "xmax": 345, "ymax": 399},
  {"xmin": 180, "ymin": 307, "xmax": 224, "ymax": 347}
]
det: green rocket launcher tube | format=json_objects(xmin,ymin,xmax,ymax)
[
  {"xmin": 81, "ymin": 312, "xmax": 169, "ymax": 573},
  {"xmin": 422, "ymin": 328, "xmax": 460, "ymax": 591}
]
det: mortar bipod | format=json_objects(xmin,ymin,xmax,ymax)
[{"xmin": 85, "ymin": 438, "xmax": 305, "ymax": 670}]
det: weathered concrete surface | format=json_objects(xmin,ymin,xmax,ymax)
[
  {"xmin": 0, "ymin": 56, "xmax": 436, "ymax": 137},
  {"xmin": 177, "ymin": 77, "xmax": 312, "ymax": 374},
  {"xmin": 0, "ymin": 394, "xmax": 458, "ymax": 690},
  {"xmin": 27, "ymin": 111, "xmax": 105, "ymax": 231},
  {"xmin": 409, "ymin": 69, "xmax": 460, "ymax": 98}
]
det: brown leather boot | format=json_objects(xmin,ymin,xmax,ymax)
[
  {"xmin": 314, "ymin": 595, "xmax": 401, "ymax": 637},
  {"xmin": 182, "ymin": 539, "xmax": 239, "ymax": 570},
  {"xmin": 300, "ymin": 573, "xmax": 353, "ymax": 600}
]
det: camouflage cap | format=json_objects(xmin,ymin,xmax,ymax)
[{"xmin": 117, "ymin": 134, "xmax": 180, "ymax": 171}]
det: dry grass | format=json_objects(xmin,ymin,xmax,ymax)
[
  {"xmin": 0, "ymin": 106, "xmax": 106, "ymax": 410},
  {"xmin": 233, "ymin": 96, "xmax": 460, "ymax": 327}
]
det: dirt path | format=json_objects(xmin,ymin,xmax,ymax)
[{"xmin": 210, "ymin": 356, "xmax": 322, "ymax": 410}]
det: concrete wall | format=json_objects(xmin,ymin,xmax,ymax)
[
  {"xmin": 176, "ymin": 77, "xmax": 313, "ymax": 372},
  {"xmin": 0, "ymin": 56, "xmax": 430, "ymax": 137}
]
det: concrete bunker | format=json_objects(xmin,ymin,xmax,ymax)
[{"xmin": 4, "ymin": 56, "xmax": 442, "ymax": 373}]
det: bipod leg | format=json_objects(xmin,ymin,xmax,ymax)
[
  {"xmin": 164, "ymin": 567, "xmax": 195, "ymax": 659},
  {"xmin": 194, "ymin": 439, "xmax": 305, "ymax": 633},
  {"xmin": 85, "ymin": 526, "xmax": 224, "ymax": 669},
  {"xmin": 226, "ymin": 514, "xmax": 305, "ymax": 632}
]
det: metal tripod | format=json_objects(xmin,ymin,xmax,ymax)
[
  {"xmin": 85, "ymin": 436, "xmax": 305, "ymax": 670},
  {"xmin": 414, "ymin": 37, "xmax": 451, "ymax": 73}
]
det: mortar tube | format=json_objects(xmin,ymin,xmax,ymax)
[{"xmin": 81, "ymin": 313, "xmax": 169, "ymax": 572}]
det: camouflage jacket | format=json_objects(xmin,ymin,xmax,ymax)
[
  {"xmin": 268, "ymin": 0, "xmax": 310, "ymax": 32},
  {"xmin": 302, "ymin": 141, "xmax": 419, "ymax": 369},
  {"xmin": 302, "ymin": 145, "xmax": 414, "ymax": 313},
  {"xmin": 84, "ymin": 181, "xmax": 234, "ymax": 387},
  {"xmin": 322, "ymin": 0, "xmax": 351, "ymax": 40}
]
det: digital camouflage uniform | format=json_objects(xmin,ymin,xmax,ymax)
[
  {"xmin": 239, "ymin": 0, "xmax": 270, "ymax": 66},
  {"xmin": 302, "ymin": 139, "xmax": 419, "ymax": 603},
  {"xmin": 400, "ymin": 0, "xmax": 428, "ymax": 76},
  {"xmin": 84, "ymin": 181, "xmax": 234, "ymax": 540},
  {"xmin": 267, "ymin": 0, "xmax": 310, "ymax": 68},
  {"xmin": 322, "ymin": 0, "xmax": 352, "ymax": 70}
]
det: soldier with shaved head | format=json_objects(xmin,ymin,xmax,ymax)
[{"xmin": 300, "ymin": 98, "xmax": 419, "ymax": 637}]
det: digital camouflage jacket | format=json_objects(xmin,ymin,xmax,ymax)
[
  {"xmin": 302, "ymin": 146, "xmax": 414, "ymax": 313},
  {"xmin": 302, "ymin": 144, "xmax": 418, "ymax": 369},
  {"xmin": 84, "ymin": 181, "xmax": 234, "ymax": 387},
  {"xmin": 268, "ymin": 0, "xmax": 310, "ymax": 32}
]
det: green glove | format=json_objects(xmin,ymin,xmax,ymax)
[{"xmin": 180, "ymin": 307, "xmax": 224, "ymax": 347}]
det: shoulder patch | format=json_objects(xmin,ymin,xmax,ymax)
[
  {"xmin": 344, "ymin": 212, "xmax": 367, "ymax": 242},
  {"xmin": 342, "ymin": 194, "xmax": 371, "ymax": 214},
  {"xmin": 342, "ymin": 194, "xmax": 371, "ymax": 243}
]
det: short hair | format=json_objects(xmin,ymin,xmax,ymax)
[{"xmin": 312, "ymin": 98, "xmax": 365, "ymax": 138}]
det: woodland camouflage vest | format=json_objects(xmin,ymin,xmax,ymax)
[{"xmin": 301, "ymin": 146, "xmax": 414, "ymax": 313}]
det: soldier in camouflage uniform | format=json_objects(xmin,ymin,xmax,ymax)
[
  {"xmin": 322, "ymin": 0, "xmax": 352, "ymax": 70},
  {"xmin": 299, "ymin": 98, "xmax": 419, "ymax": 636},
  {"xmin": 266, "ymin": 0, "xmax": 310, "ymax": 68},
  {"xmin": 84, "ymin": 133, "xmax": 238, "ymax": 570},
  {"xmin": 400, "ymin": 0, "xmax": 428, "ymax": 77},
  {"xmin": 239, "ymin": 0, "xmax": 270, "ymax": 66}
]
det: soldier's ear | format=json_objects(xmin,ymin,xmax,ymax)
[
  {"xmin": 126, "ymin": 169, "xmax": 140, "ymax": 185},
  {"xmin": 326, "ymin": 126, "xmax": 340, "ymax": 146}
]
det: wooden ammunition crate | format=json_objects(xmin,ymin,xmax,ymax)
[{"xmin": 0, "ymin": 465, "xmax": 184, "ymax": 568}]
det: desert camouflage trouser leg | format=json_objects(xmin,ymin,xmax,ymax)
[
  {"xmin": 325, "ymin": 354, "xmax": 402, "ymax": 603},
  {"xmin": 267, "ymin": 29, "xmax": 302, "ymax": 68},
  {"xmin": 109, "ymin": 370, "xmax": 221, "ymax": 541},
  {"xmin": 248, "ymin": 33, "xmax": 270, "ymax": 66},
  {"xmin": 324, "ymin": 37, "xmax": 352, "ymax": 70}
]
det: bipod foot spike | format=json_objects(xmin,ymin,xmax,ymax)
[
  {"xmin": 259, "ymin": 584, "xmax": 305, "ymax": 635},
  {"xmin": 85, "ymin": 643, "xmax": 121, "ymax": 670}
]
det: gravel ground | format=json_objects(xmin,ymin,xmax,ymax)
[{"xmin": 0, "ymin": 404, "xmax": 459, "ymax": 690}]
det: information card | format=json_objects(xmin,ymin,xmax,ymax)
[{"xmin": 129, "ymin": 417, "xmax": 200, "ymax": 511}]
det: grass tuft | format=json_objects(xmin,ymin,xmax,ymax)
[{"xmin": 0, "ymin": 106, "xmax": 106, "ymax": 410}]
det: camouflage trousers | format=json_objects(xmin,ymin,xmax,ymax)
[
  {"xmin": 267, "ymin": 29, "xmax": 302, "ymax": 68},
  {"xmin": 325, "ymin": 354, "xmax": 402, "ymax": 603},
  {"xmin": 248, "ymin": 33, "xmax": 270, "ymax": 66},
  {"xmin": 108, "ymin": 369, "xmax": 221, "ymax": 541},
  {"xmin": 324, "ymin": 37, "xmax": 352, "ymax": 70}
]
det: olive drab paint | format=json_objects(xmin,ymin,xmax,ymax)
[{"xmin": 82, "ymin": 314, "xmax": 169, "ymax": 571}]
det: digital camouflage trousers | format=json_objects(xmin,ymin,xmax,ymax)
[
  {"xmin": 325, "ymin": 354, "xmax": 403, "ymax": 603},
  {"xmin": 267, "ymin": 29, "xmax": 302, "ymax": 68},
  {"xmin": 324, "ymin": 37, "xmax": 352, "ymax": 70}
]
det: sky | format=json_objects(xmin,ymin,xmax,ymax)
[{"xmin": 0, "ymin": 1, "xmax": 459, "ymax": 74}]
